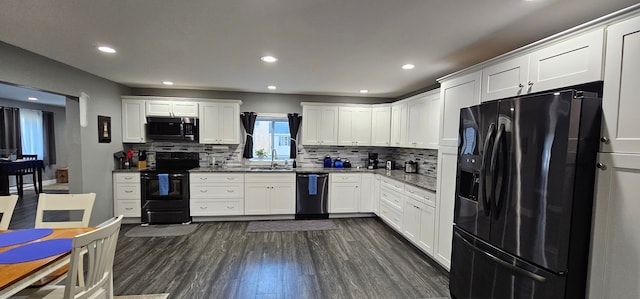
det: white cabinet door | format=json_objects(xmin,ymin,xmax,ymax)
[
  {"xmin": 352, "ymin": 107, "xmax": 372, "ymax": 146},
  {"xmin": 390, "ymin": 102, "xmax": 407, "ymax": 147},
  {"xmin": 301, "ymin": 105, "xmax": 338, "ymax": 145},
  {"xmin": 434, "ymin": 146, "xmax": 458, "ymax": 270},
  {"xmin": 424, "ymin": 91, "xmax": 441, "ymax": 149},
  {"xmin": 601, "ymin": 16, "xmax": 640, "ymax": 154},
  {"xmin": 406, "ymin": 97, "xmax": 428, "ymax": 148},
  {"xmin": 588, "ymin": 153, "xmax": 640, "ymax": 299},
  {"xmin": 481, "ymin": 55, "xmax": 529, "ymax": 102},
  {"xmin": 528, "ymin": 29, "xmax": 604, "ymax": 93},
  {"xmin": 270, "ymin": 183, "xmax": 296, "ymax": 214},
  {"xmin": 218, "ymin": 103, "xmax": 240, "ymax": 144},
  {"xmin": 145, "ymin": 101, "xmax": 172, "ymax": 116},
  {"xmin": 338, "ymin": 107, "xmax": 355, "ymax": 146},
  {"xmin": 359, "ymin": 173, "xmax": 374, "ymax": 213},
  {"xmin": 330, "ymin": 183, "xmax": 360, "ymax": 213},
  {"xmin": 171, "ymin": 102, "xmax": 198, "ymax": 117},
  {"xmin": 418, "ymin": 204, "xmax": 435, "ymax": 255},
  {"xmin": 244, "ymin": 183, "xmax": 270, "ymax": 215},
  {"xmin": 199, "ymin": 102, "xmax": 221, "ymax": 144},
  {"xmin": 439, "ymin": 71, "xmax": 482, "ymax": 147},
  {"xmin": 403, "ymin": 198, "xmax": 421, "ymax": 242},
  {"xmin": 371, "ymin": 106, "xmax": 391, "ymax": 147},
  {"xmin": 121, "ymin": 99, "xmax": 146, "ymax": 143},
  {"xmin": 373, "ymin": 174, "xmax": 381, "ymax": 215}
]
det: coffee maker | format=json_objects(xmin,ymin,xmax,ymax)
[{"xmin": 367, "ymin": 153, "xmax": 379, "ymax": 169}]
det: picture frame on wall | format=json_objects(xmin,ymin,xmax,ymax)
[{"xmin": 98, "ymin": 115, "xmax": 111, "ymax": 143}]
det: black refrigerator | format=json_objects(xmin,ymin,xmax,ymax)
[{"xmin": 449, "ymin": 89, "xmax": 601, "ymax": 299}]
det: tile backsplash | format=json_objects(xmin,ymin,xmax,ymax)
[{"xmin": 124, "ymin": 142, "xmax": 438, "ymax": 178}]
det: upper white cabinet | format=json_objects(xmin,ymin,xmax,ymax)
[
  {"xmin": 146, "ymin": 100, "xmax": 199, "ymax": 117},
  {"xmin": 301, "ymin": 104, "xmax": 338, "ymax": 146},
  {"xmin": 406, "ymin": 90, "xmax": 441, "ymax": 149},
  {"xmin": 121, "ymin": 99, "xmax": 146, "ymax": 143},
  {"xmin": 390, "ymin": 102, "xmax": 408, "ymax": 147},
  {"xmin": 371, "ymin": 105, "xmax": 391, "ymax": 147},
  {"xmin": 601, "ymin": 15, "xmax": 640, "ymax": 154},
  {"xmin": 588, "ymin": 153, "xmax": 640, "ymax": 299},
  {"xmin": 199, "ymin": 102, "xmax": 241, "ymax": 144},
  {"xmin": 481, "ymin": 29, "xmax": 604, "ymax": 102},
  {"xmin": 439, "ymin": 71, "xmax": 482, "ymax": 147},
  {"xmin": 338, "ymin": 106, "xmax": 372, "ymax": 146}
]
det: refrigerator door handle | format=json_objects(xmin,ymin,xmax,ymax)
[
  {"xmin": 491, "ymin": 124, "xmax": 507, "ymax": 219},
  {"xmin": 455, "ymin": 230, "xmax": 547, "ymax": 283},
  {"xmin": 481, "ymin": 123, "xmax": 496, "ymax": 216}
]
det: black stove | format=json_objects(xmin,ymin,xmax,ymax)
[{"xmin": 140, "ymin": 152, "xmax": 199, "ymax": 225}]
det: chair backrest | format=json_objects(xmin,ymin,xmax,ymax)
[
  {"xmin": 0, "ymin": 195, "xmax": 19, "ymax": 230},
  {"xmin": 35, "ymin": 193, "xmax": 96, "ymax": 228},
  {"xmin": 16, "ymin": 154, "xmax": 38, "ymax": 174},
  {"xmin": 64, "ymin": 215, "xmax": 123, "ymax": 299}
]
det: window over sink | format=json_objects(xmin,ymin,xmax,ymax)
[{"xmin": 252, "ymin": 114, "xmax": 291, "ymax": 161}]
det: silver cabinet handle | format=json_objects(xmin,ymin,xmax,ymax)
[
  {"xmin": 600, "ymin": 137, "xmax": 610, "ymax": 144},
  {"xmin": 200, "ymin": 189, "xmax": 208, "ymax": 193},
  {"xmin": 518, "ymin": 83, "xmax": 524, "ymax": 88},
  {"xmin": 226, "ymin": 177, "xmax": 235, "ymax": 180},
  {"xmin": 125, "ymin": 190, "xmax": 133, "ymax": 193},
  {"xmin": 200, "ymin": 206, "xmax": 208, "ymax": 209},
  {"xmin": 528, "ymin": 81, "xmax": 534, "ymax": 86},
  {"xmin": 124, "ymin": 177, "xmax": 133, "ymax": 180},
  {"xmin": 125, "ymin": 207, "xmax": 133, "ymax": 210},
  {"xmin": 227, "ymin": 205, "xmax": 235, "ymax": 209},
  {"xmin": 200, "ymin": 177, "xmax": 208, "ymax": 180},
  {"xmin": 596, "ymin": 163, "xmax": 606, "ymax": 170},
  {"xmin": 227, "ymin": 189, "xmax": 235, "ymax": 193}
]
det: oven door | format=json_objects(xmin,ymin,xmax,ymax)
[{"xmin": 141, "ymin": 172, "xmax": 188, "ymax": 201}]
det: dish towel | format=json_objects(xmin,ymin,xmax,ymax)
[
  {"xmin": 308, "ymin": 174, "xmax": 318, "ymax": 196},
  {"xmin": 158, "ymin": 173, "xmax": 169, "ymax": 196}
]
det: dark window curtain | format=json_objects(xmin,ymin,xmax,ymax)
[
  {"xmin": 0, "ymin": 107, "xmax": 22, "ymax": 156},
  {"xmin": 240, "ymin": 112, "xmax": 257, "ymax": 159},
  {"xmin": 42, "ymin": 111, "xmax": 56, "ymax": 165},
  {"xmin": 287, "ymin": 113, "xmax": 302, "ymax": 159}
]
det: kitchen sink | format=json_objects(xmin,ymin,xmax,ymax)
[{"xmin": 248, "ymin": 167, "xmax": 293, "ymax": 172}]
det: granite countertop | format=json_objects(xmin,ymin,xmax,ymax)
[{"xmin": 114, "ymin": 167, "xmax": 437, "ymax": 192}]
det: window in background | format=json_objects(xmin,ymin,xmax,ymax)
[
  {"xmin": 252, "ymin": 115, "xmax": 291, "ymax": 160},
  {"xmin": 19, "ymin": 108, "xmax": 44, "ymax": 159}
]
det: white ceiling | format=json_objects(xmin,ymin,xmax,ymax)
[
  {"xmin": 0, "ymin": 0, "xmax": 638, "ymax": 99},
  {"xmin": 0, "ymin": 82, "xmax": 67, "ymax": 107}
]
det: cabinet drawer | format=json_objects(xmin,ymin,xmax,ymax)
[
  {"xmin": 190, "ymin": 184, "xmax": 244, "ymax": 199},
  {"xmin": 116, "ymin": 200, "xmax": 141, "ymax": 217},
  {"xmin": 330, "ymin": 173, "xmax": 361, "ymax": 183},
  {"xmin": 405, "ymin": 184, "xmax": 435, "ymax": 207},
  {"xmin": 114, "ymin": 173, "xmax": 140, "ymax": 183},
  {"xmin": 190, "ymin": 173, "xmax": 244, "ymax": 183},
  {"xmin": 115, "ymin": 184, "xmax": 141, "ymax": 200},
  {"xmin": 245, "ymin": 173, "xmax": 295, "ymax": 183},
  {"xmin": 380, "ymin": 187, "xmax": 403, "ymax": 212},
  {"xmin": 380, "ymin": 177, "xmax": 404, "ymax": 193},
  {"xmin": 190, "ymin": 200, "xmax": 244, "ymax": 216},
  {"xmin": 380, "ymin": 201, "xmax": 402, "ymax": 231}
]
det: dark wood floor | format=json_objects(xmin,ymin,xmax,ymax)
[
  {"xmin": 8, "ymin": 191, "xmax": 451, "ymax": 299},
  {"xmin": 114, "ymin": 219, "xmax": 451, "ymax": 299}
]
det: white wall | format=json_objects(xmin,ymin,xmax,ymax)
[{"xmin": 0, "ymin": 41, "xmax": 131, "ymax": 225}]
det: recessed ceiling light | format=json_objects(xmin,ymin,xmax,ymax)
[
  {"xmin": 359, "ymin": 89, "xmax": 369, "ymax": 94},
  {"xmin": 261, "ymin": 56, "xmax": 278, "ymax": 63},
  {"xmin": 162, "ymin": 81, "xmax": 174, "ymax": 85},
  {"xmin": 267, "ymin": 85, "xmax": 277, "ymax": 90},
  {"xmin": 28, "ymin": 97, "xmax": 38, "ymax": 101},
  {"xmin": 402, "ymin": 64, "xmax": 415, "ymax": 70},
  {"xmin": 97, "ymin": 46, "xmax": 116, "ymax": 54}
]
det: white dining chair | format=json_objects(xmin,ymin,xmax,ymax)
[
  {"xmin": 18, "ymin": 215, "xmax": 123, "ymax": 299},
  {"xmin": 0, "ymin": 195, "xmax": 19, "ymax": 230},
  {"xmin": 35, "ymin": 193, "xmax": 96, "ymax": 228}
]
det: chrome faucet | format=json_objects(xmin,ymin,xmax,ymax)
[{"xmin": 271, "ymin": 148, "xmax": 277, "ymax": 169}]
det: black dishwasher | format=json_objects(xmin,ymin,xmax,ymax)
[{"xmin": 296, "ymin": 173, "xmax": 329, "ymax": 219}]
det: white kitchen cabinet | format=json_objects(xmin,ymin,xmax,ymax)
[
  {"xmin": 439, "ymin": 71, "xmax": 482, "ymax": 147},
  {"xmin": 403, "ymin": 197, "xmax": 435, "ymax": 255},
  {"xmin": 601, "ymin": 15, "xmax": 640, "ymax": 154},
  {"xmin": 406, "ymin": 89, "xmax": 440, "ymax": 149},
  {"xmin": 301, "ymin": 104, "xmax": 338, "ymax": 145},
  {"xmin": 371, "ymin": 105, "xmax": 391, "ymax": 147},
  {"xmin": 434, "ymin": 146, "xmax": 458, "ymax": 270},
  {"xmin": 481, "ymin": 55, "xmax": 530, "ymax": 102},
  {"xmin": 403, "ymin": 197, "xmax": 421, "ymax": 242},
  {"xmin": 588, "ymin": 153, "xmax": 640, "ymax": 299},
  {"xmin": 113, "ymin": 173, "xmax": 141, "ymax": 218},
  {"xmin": 528, "ymin": 29, "xmax": 604, "ymax": 93},
  {"xmin": 189, "ymin": 173, "xmax": 244, "ymax": 216},
  {"xmin": 199, "ymin": 102, "xmax": 241, "ymax": 144},
  {"xmin": 329, "ymin": 173, "xmax": 361, "ymax": 213},
  {"xmin": 417, "ymin": 203, "xmax": 436, "ymax": 255},
  {"xmin": 146, "ymin": 100, "xmax": 198, "ymax": 117},
  {"xmin": 359, "ymin": 173, "xmax": 374, "ymax": 213},
  {"xmin": 373, "ymin": 174, "xmax": 381, "ymax": 215},
  {"xmin": 338, "ymin": 106, "xmax": 372, "ymax": 146},
  {"xmin": 121, "ymin": 99, "xmax": 146, "ymax": 143},
  {"xmin": 379, "ymin": 184, "xmax": 404, "ymax": 232},
  {"xmin": 244, "ymin": 173, "xmax": 295, "ymax": 215},
  {"xmin": 390, "ymin": 102, "xmax": 407, "ymax": 147}
]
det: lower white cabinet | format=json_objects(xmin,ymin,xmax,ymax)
[
  {"xmin": 190, "ymin": 173, "xmax": 245, "ymax": 216},
  {"xmin": 113, "ymin": 173, "xmax": 141, "ymax": 218},
  {"xmin": 379, "ymin": 187, "xmax": 404, "ymax": 231},
  {"xmin": 359, "ymin": 173, "xmax": 374, "ymax": 213},
  {"xmin": 434, "ymin": 146, "xmax": 458, "ymax": 270},
  {"xmin": 373, "ymin": 174, "xmax": 381, "ymax": 215},
  {"xmin": 244, "ymin": 173, "xmax": 295, "ymax": 215},
  {"xmin": 588, "ymin": 153, "xmax": 640, "ymax": 299},
  {"xmin": 329, "ymin": 173, "xmax": 361, "ymax": 213},
  {"xmin": 403, "ymin": 197, "xmax": 435, "ymax": 256}
]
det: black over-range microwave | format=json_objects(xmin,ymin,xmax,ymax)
[{"xmin": 146, "ymin": 117, "xmax": 199, "ymax": 142}]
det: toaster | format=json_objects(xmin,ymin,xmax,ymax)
[{"xmin": 404, "ymin": 161, "xmax": 418, "ymax": 173}]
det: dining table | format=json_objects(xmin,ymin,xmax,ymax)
[
  {"xmin": 0, "ymin": 159, "xmax": 45, "ymax": 196},
  {"xmin": 0, "ymin": 227, "xmax": 95, "ymax": 298}
]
